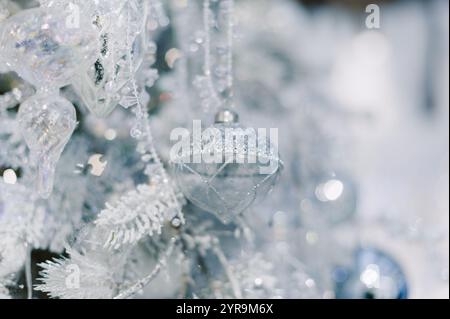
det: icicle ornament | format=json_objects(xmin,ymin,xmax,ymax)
[
  {"xmin": 17, "ymin": 93, "xmax": 77, "ymax": 198},
  {"xmin": 73, "ymin": 0, "xmax": 149, "ymax": 117},
  {"xmin": 0, "ymin": 3, "xmax": 99, "ymax": 198}
]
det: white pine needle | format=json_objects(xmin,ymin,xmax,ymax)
[{"xmin": 95, "ymin": 184, "xmax": 178, "ymax": 250}]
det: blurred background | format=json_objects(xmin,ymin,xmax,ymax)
[{"xmin": 235, "ymin": 0, "xmax": 450, "ymax": 299}]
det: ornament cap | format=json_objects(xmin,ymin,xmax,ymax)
[{"xmin": 214, "ymin": 108, "xmax": 239, "ymax": 124}]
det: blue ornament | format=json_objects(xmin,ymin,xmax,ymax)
[{"xmin": 334, "ymin": 247, "xmax": 408, "ymax": 299}]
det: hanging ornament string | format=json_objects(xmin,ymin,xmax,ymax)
[
  {"xmin": 201, "ymin": 0, "xmax": 235, "ymax": 111},
  {"xmin": 125, "ymin": 1, "xmax": 184, "ymax": 224},
  {"xmin": 224, "ymin": 0, "xmax": 235, "ymax": 108},
  {"xmin": 202, "ymin": 0, "xmax": 222, "ymax": 110}
]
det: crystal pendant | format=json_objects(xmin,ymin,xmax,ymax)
[
  {"xmin": 73, "ymin": 60, "xmax": 126, "ymax": 118},
  {"xmin": 334, "ymin": 247, "xmax": 408, "ymax": 299},
  {"xmin": 0, "ymin": 7, "xmax": 99, "ymax": 89},
  {"xmin": 72, "ymin": 1, "xmax": 147, "ymax": 117},
  {"xmin": 172, "ymin": 109, "xmax": 282, "ymax": 224},
  {"xmin": 17, "ymin": 92, "xmax": 77, "ymax": 198}
]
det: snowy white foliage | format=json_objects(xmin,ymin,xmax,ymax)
[
  {"xmin": 95, "ymin": 183, "xmax": 178, "ymax": 250},
  {"xmin": 35, "ymin": 247, "xmax": 118, "ymax": 299},
  {"xmin": 0, "ymin": 183, "xmax": 46, "ymax": 249}
]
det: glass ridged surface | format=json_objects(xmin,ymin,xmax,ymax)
[{"xmin": 172, "ymin": 123, "xmax": 282, "ymax": 223}]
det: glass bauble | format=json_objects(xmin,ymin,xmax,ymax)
[
  {"xmin": 172, "ymin": 110, "xmax": 282, "ymax": 224},
  {"xmin": 334, "ymin": 247, "xmax": 408, "ymax": 299},
  {"xmin": 0, "ymin": 7, "xmax": 99, "ymax": 89}
]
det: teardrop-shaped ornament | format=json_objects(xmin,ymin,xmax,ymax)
[{"xmin": 17, "ymin": 92, "xmax": 77, "ymax": 198}]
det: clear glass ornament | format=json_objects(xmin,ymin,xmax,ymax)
[
  {"xmin": 172, "ymin": 109, "xmax": 282, "ymax": 224},
  {"xmin": 334, "ymin": 247, "xmax": 408, "ymax": 299},
  {"xmin": 17, "ymin": 92, "xmax": 77, "ymax": 198},
  {"xmin": 0, "ymin": 7, "xmax": 99, "ymax": 89}
]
